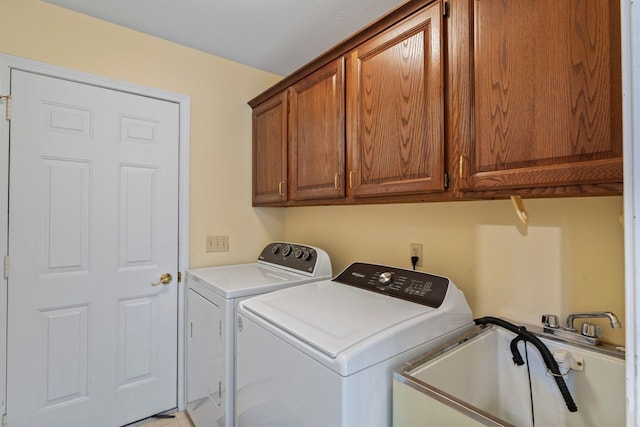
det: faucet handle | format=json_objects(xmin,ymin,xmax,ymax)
[
  {"xmin": 542, "ymin": 314, "xmax": 560, "ymax": 328},
  {"xmin": 581, "ymin": 322, "xmax": 603, "ymax": 338}
]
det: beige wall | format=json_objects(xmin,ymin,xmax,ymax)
[
  {"xmin": 2, "ymin": 0, "xmax": 626, "ymax": 346},
  {"xmin": 285, "ymin": 196, "xmax": 625, "ymax": 345},
  {"xmin": 1, "ymin": 0, "xmax": 285, "ymax": 269}
]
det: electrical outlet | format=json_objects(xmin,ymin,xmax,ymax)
[
  {"xmin": 206, "ymin": 235, "xmax": 229, "ymax": 252},
  {"xmin": 410, "ymin": 243, "xmax": 423, "ymax": 267}
]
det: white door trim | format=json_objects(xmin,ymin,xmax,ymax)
[
  {"xmin": 622, "ymin": 0, "xmax": 640, "ymax": 425},
  {"xmin": 0, "ymin": 53, "xmax": 191, "ymax": 412}
]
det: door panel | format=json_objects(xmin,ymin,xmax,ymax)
[
  {"xmin": 38, "ymin": 305, "xmax": 90, "ymax": 409},
  {"xmin": 347, "ymin": 2, "xmax": 444, "ymax": 197},
  {"xmin": 459, "ymin": 0, "xmax": 622, "ymax": 192},
  {"xmin": 252, "ymin": 92, "xmax": 288, "ymax": 205},
  {"xmin": 7, "ymin": 69, "xmax": 179, "ymax": 427},
  {"xmin": 39, "ymin": 158, "xmax": 91, "ymax": 274},
  {"xmin": 118, "ymin": 165, "xmax": 158, "ymax": 268},
  {"xmin": 289, "ymin": 58, "xmax": 346, "ymax": 201},
  {"xmin": 117, "ymin": 297, "xmax": 156, "ymax": 387}
]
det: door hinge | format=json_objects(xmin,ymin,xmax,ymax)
[
  {"xmin": 443, "ymin": 1, "xmax": 450, "ymax": 18},
  {"xmin": 444, "ymin": 172, "xmax": 450, "ymax": 190},
  {"xmin": 177, "ymin": 271, "xmax": 182, "ymax": 283},
  {"xmin": 0, "ymin": 95, "xmax": 10, "ymax": 121},
  {"xmin": 3, "ymin": 256, "xmax": 8, "ymax": 279}
]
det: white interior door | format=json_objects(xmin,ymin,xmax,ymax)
[{"xmin": 7, "ymin": 69, "xmax": 180, "ymax": 427}]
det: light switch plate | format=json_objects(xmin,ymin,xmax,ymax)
[{"xmin": 206, "ymin": 235, "xmax": 229, "ymax": 252}]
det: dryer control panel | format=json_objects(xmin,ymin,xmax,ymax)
[
  {"xmin": 258, "ymin": 242, "xmax": 320, "ymax": 274},
  {"xmin": 333, "ymin": 262, "xmax": 450, "ymax": 308}
]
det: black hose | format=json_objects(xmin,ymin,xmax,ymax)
[
  {"xmin": 509, "ymin": 334, "xmax": 525, "ymax": 365},
  {"xmin": 474, "ymin": 316, "xmax": 578, "ymax": 413}
]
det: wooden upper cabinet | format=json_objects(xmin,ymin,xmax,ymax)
[
  {"xmin": 250, "ymin": 0, "xmax": 623, "ymax": 206},
  {"xmin": 252, "ymin": 91, "xmax": 288, "ymax": 205},
  {"xmin": 347, "ymin": 1, "xmax": 444, "ymax": 197},
  {"xmin": 289, "ymin": 58, "xmax": 346, "ymax": 201},
  {"xmin": 458, "ymin": 0, "xmax": 622, "ymax": 194}
]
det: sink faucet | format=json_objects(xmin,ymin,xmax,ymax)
[{"xmin": 565, "ymin": 311, "xmax": 622, "ymax": 332}]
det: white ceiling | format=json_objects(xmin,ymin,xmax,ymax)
[{"xmin": 43, "ymin": 0, "xmax": 407, "ymax": 76}]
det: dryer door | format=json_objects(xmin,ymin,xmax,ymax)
[{"xmin": 187, "ymin": 290, "xmax": 222, "ymax": 418}]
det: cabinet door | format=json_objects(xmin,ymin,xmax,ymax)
[
  {"xmin": 347, "ymin": 1, "xmax": 444, "ymax": 197},
  {"xmin": 289, "ymin": 58, "xmax": 346, "ymax": 201},
  {"xmin": 252, "ymin": 92, "xmax": 288, "ymax": 205},
  {"xmin": 459, "ymin": 0, "xmax": 622, "ymax": 193}
]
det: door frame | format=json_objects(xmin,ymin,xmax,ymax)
[
  {"xmin": 622, "ymin": 0, "xmax": 640, "ymax": 425},
  {"xmin": 0, "ymin": 53, "xmax": 191, "ymax": 415}
]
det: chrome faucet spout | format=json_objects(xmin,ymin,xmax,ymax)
[{"xmin": 565, "ymin": 311, "xmax": 622, "ymax": 331}]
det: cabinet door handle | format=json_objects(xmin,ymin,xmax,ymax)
[
  {"xmin": 334, "ymin": 172, "xmax": 342, "ymax": 190},
  {"xmin": 278, "ymin": 181, "xmax": 285, "ymax": 196},
  {"xmin": 459, "ymin": 155, "xmax": 467, "ymax": 178},
  {"xmin": 349, "ymin": 171, "xmax": 356, "ymax": 190}
]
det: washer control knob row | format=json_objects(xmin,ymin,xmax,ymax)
[
  {"xmin": 292, "ymin": 248, "xmax": 312, "ymax": 260},
  {"xmin": 269, "ymin": 244, "xmax": 314, "ymax": 261}
]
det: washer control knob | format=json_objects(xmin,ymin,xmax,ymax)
[
  {"xmin": 271, "ymin": 245, "xmax": 280, "ymax": 255},
  {"xmin": 294, "ymin": 249, "xmax": 303, "ymax": 258},
  {"xmin": 378, "ymin": 272, "xmax": 393, "ymax": 286},
  {"xmin": 301, "ymin": 249, "xmax": 311, "ymax": 260},
  {"xmin": 282, "ymin": 245, "xmax": 292, "ymax": 257}
]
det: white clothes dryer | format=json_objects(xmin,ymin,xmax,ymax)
[
  {"xmin": 185, "ymin": 242, "xmax": 331, "ymax": 427},
  {"xmin": 235, "ymin": 262, "xmax": 473, "ymax": 427}
]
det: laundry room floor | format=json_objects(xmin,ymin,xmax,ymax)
[{"xmin": 139, "ymin": 411, "xmax": 194, "ymax": 427}]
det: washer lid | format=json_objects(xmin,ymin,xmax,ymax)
[
  {"xmin": 241, "ymin": 281, "xmax": 433, "ymax": 358},
  {"xmin": 187, "ymin": 263, "xmax": 316, "ymax": 299}
]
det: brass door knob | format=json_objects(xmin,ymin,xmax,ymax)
[{"xmin": 151, "ymin": 273, "xmax": 173, "ymax": 286}]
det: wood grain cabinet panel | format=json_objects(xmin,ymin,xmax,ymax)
[
  {"xmin": 289, "ymin": 58, "xmax": 346, "ymax": 201},
  {"xmin": 347, "ymin": 1, "xmax": 445, "ymax": 197},
  {"xmin": 458, "ymin": 0, "xmax": 622, "ymax": 193},
  {"xmin": 252, "ymin": 92, "xmax": 288, "ymax": 205}
]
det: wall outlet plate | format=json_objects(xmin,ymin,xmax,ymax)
[{"xmin": 410, "ymin": 243, "xmax": 423, "ymax": 267}]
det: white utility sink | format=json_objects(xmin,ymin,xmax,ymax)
[{"xmin": 393, "ymin": 324, "xmax": 625, "ymax": 427}]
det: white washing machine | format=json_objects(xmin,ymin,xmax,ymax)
[
  {"xmin": 185, "ymin": 242, "xmax": 332, "ymax": 427},
  {"xmin": 235, "ymin": 262, "xmax": 474, "ymax": 427}
]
